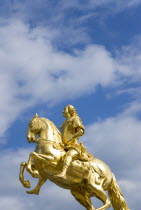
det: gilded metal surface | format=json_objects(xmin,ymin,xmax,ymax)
[{"xmin": 19, "ymin": 105, "xmax": 130, "ymax": 210}]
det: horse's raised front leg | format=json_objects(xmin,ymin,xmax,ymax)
[
  {"xmin": 26, "ymin": 152, "xmax": 48, "ymax": 195},
  {"xmin": 26, "ymin": 177, "xmax": 47, "ymax": 195},
  {"xmin": 19, "ymin": 162, "xmax": 31, "ymax": 188},
  {"xmin": 26, "ymin": 152, "xmax": 40, "ymax": 178}
]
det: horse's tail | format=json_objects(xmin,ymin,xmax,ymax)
[{"xmin": 108, "ymin": 173, "xmax": 130, "ymax": 210}]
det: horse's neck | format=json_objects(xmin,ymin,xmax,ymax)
[
  {"xmin": 38, "ymin": 129, "xmax": 48, "ymax": 140},
  {"xmin": 39, "ymin": 118, "xmax": 62, "ymax": 143}
]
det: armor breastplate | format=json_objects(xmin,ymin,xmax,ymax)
[{"xmin": 60, "ymin": 119, "xmax": 75, "ymax": 143}]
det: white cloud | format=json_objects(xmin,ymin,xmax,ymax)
[
  {"xmin": 115, "ymin": 38, "xmax": 141, "ymax": 81},
  {"xmin": 125, "ymin": 0, "xmax": 141, "ymax": 7},
  {"xmin": 90, "ymin": 0, "xmax": 141, "ymax": 9},
  {"xmin": 0, "ymin": 19, "xmax": 141, "ymax": 144},
  {"xmin": 0, "ymin": 197, "xmax": 26, "ymax": 210},
  {"xmin": 78, "ymin": 0, "xmax": 141, "ymax": 10},
  {"xmin": 1, "ymin": 0, "xmax": 140, "ymax": 47},
  {"xmin": 0, "ymin": 19, "xmax": 116, "ymax": 142}
]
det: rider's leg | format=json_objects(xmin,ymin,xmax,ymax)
[
  {"xmin": 71, "ymin": 190, "xmax": 95, "ymax": 210},
  {"xmin": 26, "ymin": 177, "xmax": 47, "ymax": 195},
  {"xmin": 56, "ymin": 149, "xmax": 78, "ymax": 178}
]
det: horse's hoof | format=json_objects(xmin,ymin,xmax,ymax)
[
  {"xmin": 24, "ymin": 180, "xmax": 31, "ymax": 188},
  {"xmin": 26, "ymin": 189, "xmax": 39, "ymax": 195}
]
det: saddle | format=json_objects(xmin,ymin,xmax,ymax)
[
  {"xmin": 53, "ymin": 141, "xmax": 104, "ymax": 180},
  {"xmin": 53, "ymin": 141, "xmax": 93, "ymax": 161}
]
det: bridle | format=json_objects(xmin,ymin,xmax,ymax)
[{"xmin": 32, "ymin": 118, "xmax": 62, "ymax": 144}]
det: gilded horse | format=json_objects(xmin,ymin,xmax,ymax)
[{"xmin": 19, "ymin": 114, "xmax": 129, "ymax": 210}]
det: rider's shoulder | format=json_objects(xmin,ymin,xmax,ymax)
[{"xmin": 72, "ymin": 116, "xmax": 83, "ymax": 128}]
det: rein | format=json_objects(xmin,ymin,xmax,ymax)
[{"xmin": 35, "ymin": 138, "xmax": 60, "ymax": 144}]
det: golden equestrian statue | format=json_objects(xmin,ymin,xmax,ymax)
[{"xmin": 19, "ymin": 105, "xmax": 130, "ymax": 210}]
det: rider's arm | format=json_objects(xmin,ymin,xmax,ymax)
[
  {"xmin": 72, "ymin": 127, "xmax": 84, "ymax": 139},
  {"xmin": 67, "ymin": 118, "xmax": 85, "ymax": 143}
]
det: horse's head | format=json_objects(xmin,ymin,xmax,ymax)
[
  {"xmin": 27, "ymin": 114, "xmax": 62, "ymax": 144},
  {"xmin": 27, "ymin": 113, "xmax": 42, "ymax": 143}
]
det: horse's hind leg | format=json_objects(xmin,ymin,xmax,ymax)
[
  {"xmin": 95, "ymin": 190, "xmax": 111, "ymax": 210},
  {"xmin": 19, "ymin": 162, "xmax": 31, "ymax": 188},
  {"xmin": 90, "ymin": 184, "xmax": 111, "ymax": 210},
  {"xmin": 71, "ymin": 190, "xmax": 95, "ymax": 210},
  {"xmin": 26, "ymin": 177, "xmax": 47, "ymax": 195}
]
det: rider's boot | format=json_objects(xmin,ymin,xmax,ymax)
[
  {"xmin": 56, "ymin": 163, "xmax": 69, "ymax": 179},
  {"xmin": 55, "ymin": 154, "xmax": 72, "ymax": 179}
]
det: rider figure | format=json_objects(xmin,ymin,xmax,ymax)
[{"xmin": 56, "ymin": 105, "xmax": 85, "ymax": 179}]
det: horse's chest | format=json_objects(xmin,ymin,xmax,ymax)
[{"xmin": 35, "ymin": 143, "xmax": 47, "ymax": 153}]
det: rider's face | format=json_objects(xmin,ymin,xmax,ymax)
[{"xmin": 62, "ymin": 107, "xmax": 69, "ymax": 117}]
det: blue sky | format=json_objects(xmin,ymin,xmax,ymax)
[{"xmin": 0, "ymin": 0, "xmax": 141, "ymax": 209}]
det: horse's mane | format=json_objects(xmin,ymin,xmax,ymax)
[{"xmin": 39, "ymin": 117, "xmax": 61, "ymax": 136}]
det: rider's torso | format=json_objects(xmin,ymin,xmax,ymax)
[
  {"xmin": 61, "ymin": 118, "xmax": 74, "ymax": 143},
  {"xmin": 60, "ymin": 116, "xmax": 82, "ymax": 143}
]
